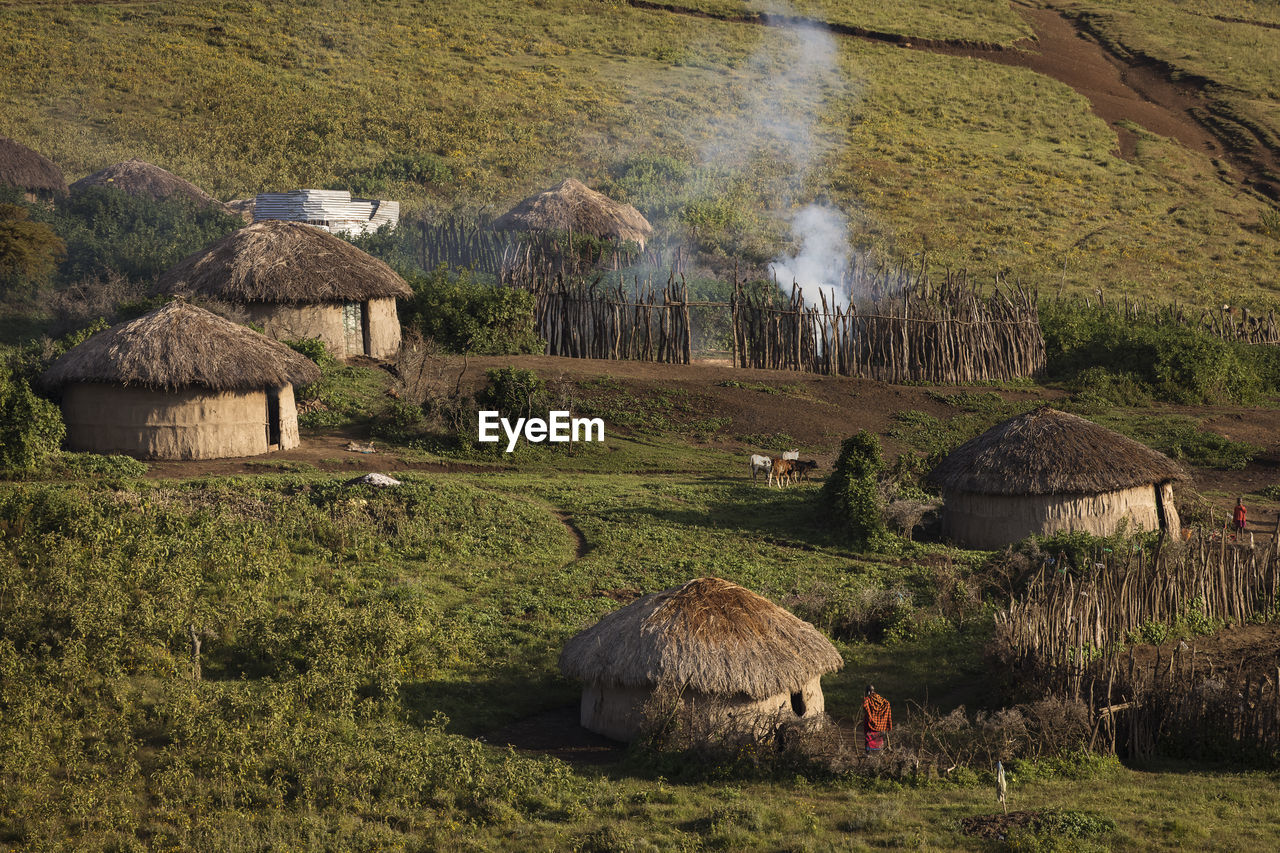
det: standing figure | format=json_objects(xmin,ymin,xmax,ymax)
[
  {"xmin": 1234, "ymin": 497, "xmax": 1247, "ymax": 541},
  {"xmin": 860, "ymin": 684, "xmax": 892, "ymax": 755}
]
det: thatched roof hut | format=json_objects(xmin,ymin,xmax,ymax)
[
  {"xmin": 494, "ymin": 178, "xmax": 653, "ymax": 248},
  {"xmin": 560, "ymin": 577, "xmax": 843, "ymax": 741},
  {"xmin": 70, "ymin": 159, "xmax": 227, "ymax": 211},
  {"xmin": 927, "ymin": 408, "xmax": 1186, "ymax": 548},
  {"xmin": 0, "ymin": 136, "xmax": 67, "ymax": 199},
  {"xmin": 42, "ymin": 301, "xmax": 319, "ymax": 460},
  {"xmin": 154, "ymin": 220, "xmax": 412, "ymax": 359}
]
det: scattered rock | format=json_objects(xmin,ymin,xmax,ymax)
[{"xmin": 346, "ymin": 473, "xmax": 401, "ymax": 488}]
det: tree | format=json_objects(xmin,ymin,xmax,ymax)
[{"xmin": 0, "ymin": 203, "xmax": 65, "ymax": 291}]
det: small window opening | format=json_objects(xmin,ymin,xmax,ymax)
[{"xmin": 790, "ymin": 691, "xmax": 806, "ymax": 717}]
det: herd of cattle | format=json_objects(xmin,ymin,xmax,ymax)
[{"xmin": 749, "ymin": 450, "xmax": 818, "ymax": 487}]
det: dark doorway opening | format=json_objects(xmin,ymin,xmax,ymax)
[
  {"xmin": 361, "ymin": 300, "xmax": 372, "ymax": 356},
  {"xmin": 266, "ymin": 390, "xmax": 281, "ymax": 448},
  {"xmin": 790, "ymin": 691, "xmax": 806, "ymax": 717},
  {"xmin": 1154, "ymin": 482, "xmax": 1167, "ymax": 531}
]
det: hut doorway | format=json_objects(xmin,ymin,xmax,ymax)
[
  {"xmin": 361, "ymin": 300, "xmax": 372, "ymax": 356},
  {"xmin": 342, "ymin": 301, "xmax": 362, "ymax": 356},
  {"xmin": 266, "ymin": 390, "xmax": 282, "ymax": 449}
]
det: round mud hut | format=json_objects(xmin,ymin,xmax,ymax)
[
  {"xmin": 70, "ymin": 159, "xmax": 228, "ymax": 212},
  {"xmin": 154, "ymin": 220, "xmax": 412, "ymax": 360},
  {"xmin": 559, "ymin": 577, "xmax": 844, "ymax": 742},
  {"xmin": 0, "ymin": 136, "xmax": 67, "ymax": 201},
  {"xmin": 494, "ymin": 178, "xmax": 653, "ymax": 249},
  {"xmin": 41, "ymin": 301, "xmax": 320, "ymax": 460},
  {"xmin": 927, "ymin": 408, "xmax": 1186, "ymax": 549}
]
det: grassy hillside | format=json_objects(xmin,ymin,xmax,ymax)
[{"xmin": 1, "ymin": 0, "xmax": 1277, "ymax": 302}]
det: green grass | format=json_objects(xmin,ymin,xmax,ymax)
[
  {"xmin": 4, "ymin": 469, "xmax": 1280, "ymax": 849},
  {"xmin": 0, "ymin": 0, "xmax": 1276, "ymax": 302}
]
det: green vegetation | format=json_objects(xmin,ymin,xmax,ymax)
[
  {"xmin": 0, "ymin": 202, "xmax": 64, "ymax": 292},
  {"xmin": 1041, "ymin": 300, "xmax": 1280, "ymax": 406},
  {"xmin": 1, "ymin": 1, "xmax": 1276, "ymax": 300},
  {"xmin": 4, "ymin": 467, "xmax": 1280, "ymax": 849},
  {"xmin": 823, "ymin": 429, "xmax": 892, "ymax": 550},
  {"xmin": 400, "ymin": 268, "xmax": 541, "ymax": 355}
]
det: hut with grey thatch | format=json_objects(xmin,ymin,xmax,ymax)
[
  {"xmin": 494, "ymin": 178, "xmax": 653, "ymax": 248},
  {"xmin": 559, "ymin": 577, "xmax": 844, "ymax": 742},
  {"xmin": 927, "ymin": 408, "xmax": 1185, "ymax": 549},
  {"xmin": 41, "ymin": 301, "xmax": 320, "ymax": 460},
  {"xmin": 154, "ymin": 220, "xmax": 412, "ymax": 359},
  {"xmin": 0, "ymin": 136, "xmax": 67, "ymax": 200},
  {"xmin": 70, "ymin": 159, "xmax": 229, "ymax": 212}
]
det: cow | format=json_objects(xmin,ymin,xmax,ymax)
[
  {"xmin": 768, "ymin": 457, "xmax": 795, "ymax": 488},
  {"xmin": 749, "ymin": 454, "xmax": 773, "ymax": 483},
  {"xmin": 781, "ymin": 449, "xmax": 800, "ymax": 461},
  {"xmin": 793, "ymin": 460, "xmax": 819, "ymax": 482}
]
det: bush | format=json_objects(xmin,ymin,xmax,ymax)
[
  {"xmin": 284, "ymin": 336, "xmax": 337, "ymax": 368},
  {"xmin": 1041, "ymin": 300, "xmax": 1278, "ymax": 405},
  {"xmin": 400, "ymin": 267, "xmax": 541, "ymax": 355},
  {"xmin": 822, "ymin": 431, "xmax": 892, "ymax": 551},
  {"xmin": 0, "ymin": 360, "xmax": 65, "ymax": 473},
  {"xmin": 475, "ymin": 367, "xmax": 547, "ymax": 420}
]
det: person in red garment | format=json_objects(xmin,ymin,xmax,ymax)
[
  {"xmin": 861, "ymin": 685, "xmax": 892, "ymax": 754},
  {"xmin": 1234, "ymin": 497, "xmax": 1247, "ymax": 540}
]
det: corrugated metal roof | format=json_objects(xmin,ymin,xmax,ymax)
[{"xmin": 253, "ymin": 189, "xmax": 399, "ymax": 235}]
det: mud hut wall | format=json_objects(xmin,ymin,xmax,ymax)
[
  {"xmin": 1158, "ymin": 481, "xmax": 1181, "ymax": 540},
  {"xmin": 365, "ymin": 296, "xmax": 401, "ymax": 359},
  {"xmin": 241, "ymin": 300, "xmax": 400, "ymax": 359},
  {"xmin": 942, "ymin": 485, "xmax": 1164, "ymax": 550},
  {"xmin": 275, "ymin": 383, "xmax": 301, "ymax": 450},
  {"xmin": 241, "ymin": 302, "xmax": 348, "ymax": 357},
  {"xmin": 61, "ymin": 383, "xmax": 295, "ymax": 460},
  {"xmin": 580, "ymin": 677, "xmax": 825, "ymax": 742}
]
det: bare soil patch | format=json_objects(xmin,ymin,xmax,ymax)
[
  {"xmin": 1131, "ymin": 622, "xmax": 1280, "ymax": 684},
  {"xmin": 959, "ymin": 810, "xmax": 1045, "ymax": 840}
]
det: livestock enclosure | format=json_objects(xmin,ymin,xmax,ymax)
[
  {"xmin": 994, "ymin": 527, "xmax": 1280, "ymax": 765},
  {"xmin": 730, "ymin": 273, "xmax": 1045, "ymax": 383}
]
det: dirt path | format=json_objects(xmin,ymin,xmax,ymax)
[{"xmin": 628, "ymin": 0, "xmax": 1280, "ymax": 200}]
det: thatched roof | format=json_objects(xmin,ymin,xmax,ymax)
[
  {"xmin": 927, "ymin": 407, "xmax": 1186, "ymax": 496},
  {"xmin": 41, "ymin": 301, "xmax": 321, "ymax": 393},
  {"xmin": 154, "ymin": 220, "xmax": 412, "ymax": 304},
  {"xmin": 0, "ymin": 136, "xmax": 67, "ymax": 196},
  {"xmin": 493, "ymin": 178, "xmax": 653, "ymax": 245},
  {"xmin": 70, "ymin": 159, "xmax": 225, "ymax": 210},
  {"xmin": 559, "ymin": 577, "xmax": 843, "ymax": 699}
]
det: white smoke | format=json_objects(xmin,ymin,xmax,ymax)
[
  {"xmin": 701, "ymin": 13, "xmax": 839, "ymax": 176},
  {"xmin": 770, "ymin": 203, "xmax": 850, "ymax": 309}
]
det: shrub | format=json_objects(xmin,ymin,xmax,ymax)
[
  {"xmin": 475, "ymin": 367, "xmax": 547, "ymax": 420},
  {"xmin": 1041, "ymin": 300, "xmax": 1276, "ymax": 405},
  {"xmin": 822, "ymin": 431, "xmax": 892, "ymax": 551},
  {"xmin": 0, "ymin": 361, "xmax": 65, "ymax": 473},
  {"xmin": 400, "ymin": 267, "xmax": 541, "ymax": 355},
  {"xmin": 284, "ymin": 336, "xmax": 337, "ymax": 368}
]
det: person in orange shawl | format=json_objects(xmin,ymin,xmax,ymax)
[{"xmin": 861, "ymin": 685, "xmax": 892, "ymax": 754}]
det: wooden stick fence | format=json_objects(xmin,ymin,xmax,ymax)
[
  {"xmin": 517, "ymin": 274, "xmax": 692, "ymax": 363},
  {"xmin": 994, "ymin": 526, "xmax": 1280, "ymax": 763},
  {"xmin": 732, "ymin": 272, "xmax": 1045, "ymax": 382}
]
